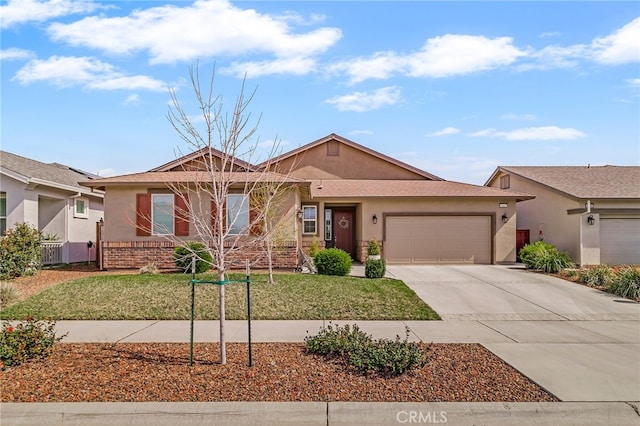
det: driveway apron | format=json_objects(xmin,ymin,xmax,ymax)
[{"xmin": 386, "ymin": 265, "xmax": 640, "ymax": 402}]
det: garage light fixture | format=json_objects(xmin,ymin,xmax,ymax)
[
  {"xmin": 501, "ymin": 213, "xmax": 508, "ymax": 223},
  {"xmin": 587, "ymin": 215, "xmax": 595, "ymax": 226},
  {"xmin": 372, "ymin": 214, "xmax": 378, "ymax": 224}
]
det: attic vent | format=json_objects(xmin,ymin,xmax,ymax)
[
  {"xmin": 327, "ymin": 140, "xmax": 340, "ymax": 156},
  {"xmin": 500, "ymin": 175, "xmax": 510, "ymax": 189}
]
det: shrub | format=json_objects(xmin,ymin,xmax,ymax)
[
  {"xmin": 0, "ymin": 223, "xmax": 42, "ymax": 280},
  {"xmin": 0, "ymin": 282, "xmax": 19, "ymax": 309},
  {"xmin": 608, "ymin": 266, "xmax": 640, "ymax": 300},
  {"xmin": 533, "ymin": 249, "xmax": 574, "ymax": 273},
  {"xmin": 314, "ymin": 248, "xmax": 352, "ymax": 276},
  {"xmin": 577, "ymin": 265, "xmax": 615, "ymax": 287},
  {"xmin": 365, "ymin": 258, "xmax": 386, "ymax": 279},
  {"xmin": 0, "ymin": 316, "xmax": 66, "ymax": 369},
  {"xmin": 367, "ymin": 238, "xmax": 381, "ymax": 256},
  {"xmin": 305, "ymin": 323, "xmax": 427, "ymax": 377},
  {"xmin": 173, "ymin": 242, "xmax": 213, "ymax": 273},
  {"xmin": 519, "ymin": 240, "xmax": 574, "ymax": 273},
  {"xmin": 519, "ymin": 240, "xmax": 555, "ymax": 268},
  {"xmin": 309, "ymin": 238, "xmax": 322, "ymax": 259},
  {"xmin": 304, "ymin": 323, "xmax": 372, "ymax": 358}
]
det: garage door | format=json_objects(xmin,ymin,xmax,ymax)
[
  {"xmin": 385, "ymin": 216, "xmax": 492, "ymax": 264},
  {"xmin": 600, "ymin": 218, "xmax": 640, "ymax": 265}
]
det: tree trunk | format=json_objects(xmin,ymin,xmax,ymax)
[{"xmin": 218, "ymin": 270, "xmax": 226, "ymax": 364}]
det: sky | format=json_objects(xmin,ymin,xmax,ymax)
[{"xmin": 1, "ymin": 0, "xmax": 639, "ymax": 185}]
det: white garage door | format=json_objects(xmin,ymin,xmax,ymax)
[
  {"xmin": 385, "ymin": 216, "xmax": 492, "ymax": 264},
  {"xmin": 600, "ymin": 218, "xmax": 640, "ymax": 265}
]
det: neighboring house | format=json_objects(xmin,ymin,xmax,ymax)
[
  {"xmin": 485, "ymin": 166, "xmax": 640, "ymax": 266},
  {"xmin": 0, "ymin": 151, "xmax": 105, "ymax": 264},
  {"xmin": 82, "ymin": 134, "xmax": 534, "ymax": 269}
]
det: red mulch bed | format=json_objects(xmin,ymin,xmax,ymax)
[{"xmin": 1, "ymin": 342, "xmax": 557, "ymax": 402}]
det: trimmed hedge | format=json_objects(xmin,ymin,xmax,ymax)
[{"xmin": 314, "ymin": 248, "xmax": 352, "ymax": 276}]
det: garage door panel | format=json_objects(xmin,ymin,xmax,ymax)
[
  {"xmin": 600, "ymin": 218, "xmax": 640, "ymax": 265},
  {"xmin": 386, "ymin": 216, "xmax": 491, "ymax": 264}
]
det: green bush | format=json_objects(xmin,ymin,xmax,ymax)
[
  {"xmin": 519, "ymin": 240, "xmax": 574, "ymax": 273},
  {"xmin": 367, "ymin": 238, "xmax": 381, "ymax": 256},
  {"xmin": 305, "ymin": 323, "xmax": 427, "ymax": 377},
  {"xmin": 309, "ymin": 239, "xmax": 322, "ymax": 259},
  {"xmin": 0, "ymin": 223, "xmax": 42, "ymax": 280},
  {"xmin": 608, "ymin": 266, "xmax": 640, "ymax": 300},
  {"xmin": 314, "ymin": 248, "xmax": 352, "ymax": 276},
  {"xmin": 173, "ymin": 242, "xmax": 213, "ymax": 273},
  {"xmin": 1, "ymin": 316, "xmax": 66, "ymax": 369},
  {"xmin": 365, "ymin": 258, "xmax": 386, "ymax": 279},
  {"xmin": 577, "ymin": 265, "xmax": 615, "ymax": 287}
]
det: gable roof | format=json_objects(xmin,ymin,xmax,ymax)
[
  {"xmin": 81, "ymin": 170, "xmax": 307, "ymax": 191},
  {"xmin": 262, "ymin": 133, "xmax": 444, "ymax": 181},
  {"xmin": 310, "ymin": 179, "xmax": 534, "ymax": 201},
  {"xmin": 150, "ymin": 147, "xmax": 255, "ymax": 172},
  {"xmin": 486, "ymin": 166, "xmax": 640, "ymax": 199},
  {"xmin": 1, "ymin": 151, "xmax": 103, "ymax": 197}
]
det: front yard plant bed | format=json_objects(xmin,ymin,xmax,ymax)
[
  {"xmin": 1, "ymin": 342, "xmax": 557, "ymax": 402},
  {"xmin": 1, "ymin": 273, "xmax": 439, "ymax": 321}
]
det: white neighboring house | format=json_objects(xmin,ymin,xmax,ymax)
[{"xmin": 0, "ymin": 151, "xmax": 105, "ymax": 265}]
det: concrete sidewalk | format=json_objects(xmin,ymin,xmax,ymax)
[{"xmin": 3, "ymin": 401, "xmax": 640, "ymax": 425}]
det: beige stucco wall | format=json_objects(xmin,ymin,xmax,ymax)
[
  {"xmin": 301, "ymin": 197, "xmax": 519, "ymax": 263},
  {"xmin": 277, "ymin": 142, "xmax": 428, "ymax": 180},
  {"xmin": 103, "ymin": 185, "xmax": 298, "ymax": 243}
]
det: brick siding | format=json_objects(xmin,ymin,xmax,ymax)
[{"xmin": 102, "ymin": 240, "xmax": 298, "ymax": 270}]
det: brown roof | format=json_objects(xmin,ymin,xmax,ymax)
[
  {"xmin": 492, "ymin": 166, "xmax": 640, "ymax": 199},
  {"xmin": 261, "ymin": 133, "xmax": 444, "ymax": 181},
  {"xmin": 309, "ymin": 180, "xmax": 534, "ymax": 200},
  {"xmin": 81, "ymin": 171, "xmax": 307, "ymax": 190},
  {"xmin": 149, "ymin": 147, "xmax": 255, "ymax": 172}
]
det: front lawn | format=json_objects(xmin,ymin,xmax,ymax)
[{"xmin": 0, "ymin": 273, "xmax": 440, "ymax": 321}]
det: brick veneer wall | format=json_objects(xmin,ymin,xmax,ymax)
[{"xmin": 102, "ymin": 240, "xmax": 298, "ymax": 270}]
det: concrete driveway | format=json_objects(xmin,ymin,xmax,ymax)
[{"xmin": 387, "ymin": 264, "xmax": 640, "ymax": 402}]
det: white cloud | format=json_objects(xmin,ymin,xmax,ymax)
[
  {"xmin": 47, "ymin": 0, "xmax": 341, "ymax": 74},
  {"xmin": 329, "ymin": 34, "xmax": 526, "ymax": 83},
  {"xmin": 221, "ymin": 57, "xmax": 317, "ymax": 78},
  {"xmin": 123, "ymin": 94, "xmax": 140, "ymax": 105},
  {"xmin": 627, "ymin": 78, "xmax": 640, "ymax": 87},
  {"xmin": 0, "ymin": 0, "xmax": 103, "ymax": 29},
  {"xmin": 500, "ymin": 113, "xmax": 537, "ymax": 121},
  {"xmin": 323, "ymin": 86, "xmax": 401, "ymax": 112},
  {"xmin": 348, "ymin": 130, "xmax": 374, "ymax": 136},
  {"xmin": 407, "ymin": 35, "xmax": 526, "ymax": 78},
  {"xmin": 12, "ymin": 56, "xmax": 166, "ymax": 91},
  {"xmin": 426, "ymin": 127, "xmax": 460, "ymax": 137},
  {"xmin": 591, "ymin": 17, "xmax": 640, "ymax": 65},
  {"xmin": 0, "ymin": 48, "xmax": 34, "ymax": 61},
  {"xmin": 469, "ymin": 126, "xmax": 586, "ymax": 141}
]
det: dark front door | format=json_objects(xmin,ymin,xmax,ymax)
[
  {"xmin": 516, "ymin": 229, "xmax": 530, "ymax": 260},
  {"xmin": 333, "ymin": 209, "xmax": 355, "ymax": 259}
]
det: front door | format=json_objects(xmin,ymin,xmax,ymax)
[{"xmin": 333, "ymin": 209, "xmax": 355, "ymax": 259}]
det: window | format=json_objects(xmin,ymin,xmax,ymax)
[
  {"xmin": 302, "ymin": 205, "xmax": 317, "ymax": 235},
  {"xmin": 0, "ymin": 192, "xmax": 6, "ymax": 236},
  {"xmin": 500, "ymin": 175, "xmax": 510, "ymax": 189},
  {"xmin": 152, "ymin": 194, "xmax": 174, "ymax": 235},
  {"xmin": 74, "ymin": 197, "xmax": 89, "ymax": 219},
  {"xmin": 227, "ymin": 194, "xmax": 249, "ymax": 235}
]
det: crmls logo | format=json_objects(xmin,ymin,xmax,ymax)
[{"xmin": 396, "ymin": 411, "xmax": 448, "ymax": 423}]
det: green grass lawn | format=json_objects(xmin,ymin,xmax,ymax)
[{"xmin": 0, "ymin": 273, "xmax": 440, "ymax": 321}]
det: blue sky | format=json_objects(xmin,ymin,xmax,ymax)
[{"xmin": 1, "ymin": 0, "xmax": 639, "ymax": 185}]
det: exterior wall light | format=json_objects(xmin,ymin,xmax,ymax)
[
  {"xmin": 372, "ymin": 214, "xmax": 378, "ymax": 224},
  {"xmin": 501, "ymin": 213, "xmax": 508, "ymax": 223},
  {"xmin": 587, "ymin": 215, "xmax": 595, "ymax": 226},
  {"xmin": 297, "ymin": 208, "xmax": 303, "ymax": 220}
]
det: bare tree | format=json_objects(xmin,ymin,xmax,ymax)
[{"xmin": 160, "ymin": 63, "xmax": 298, "ymax": 364}]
